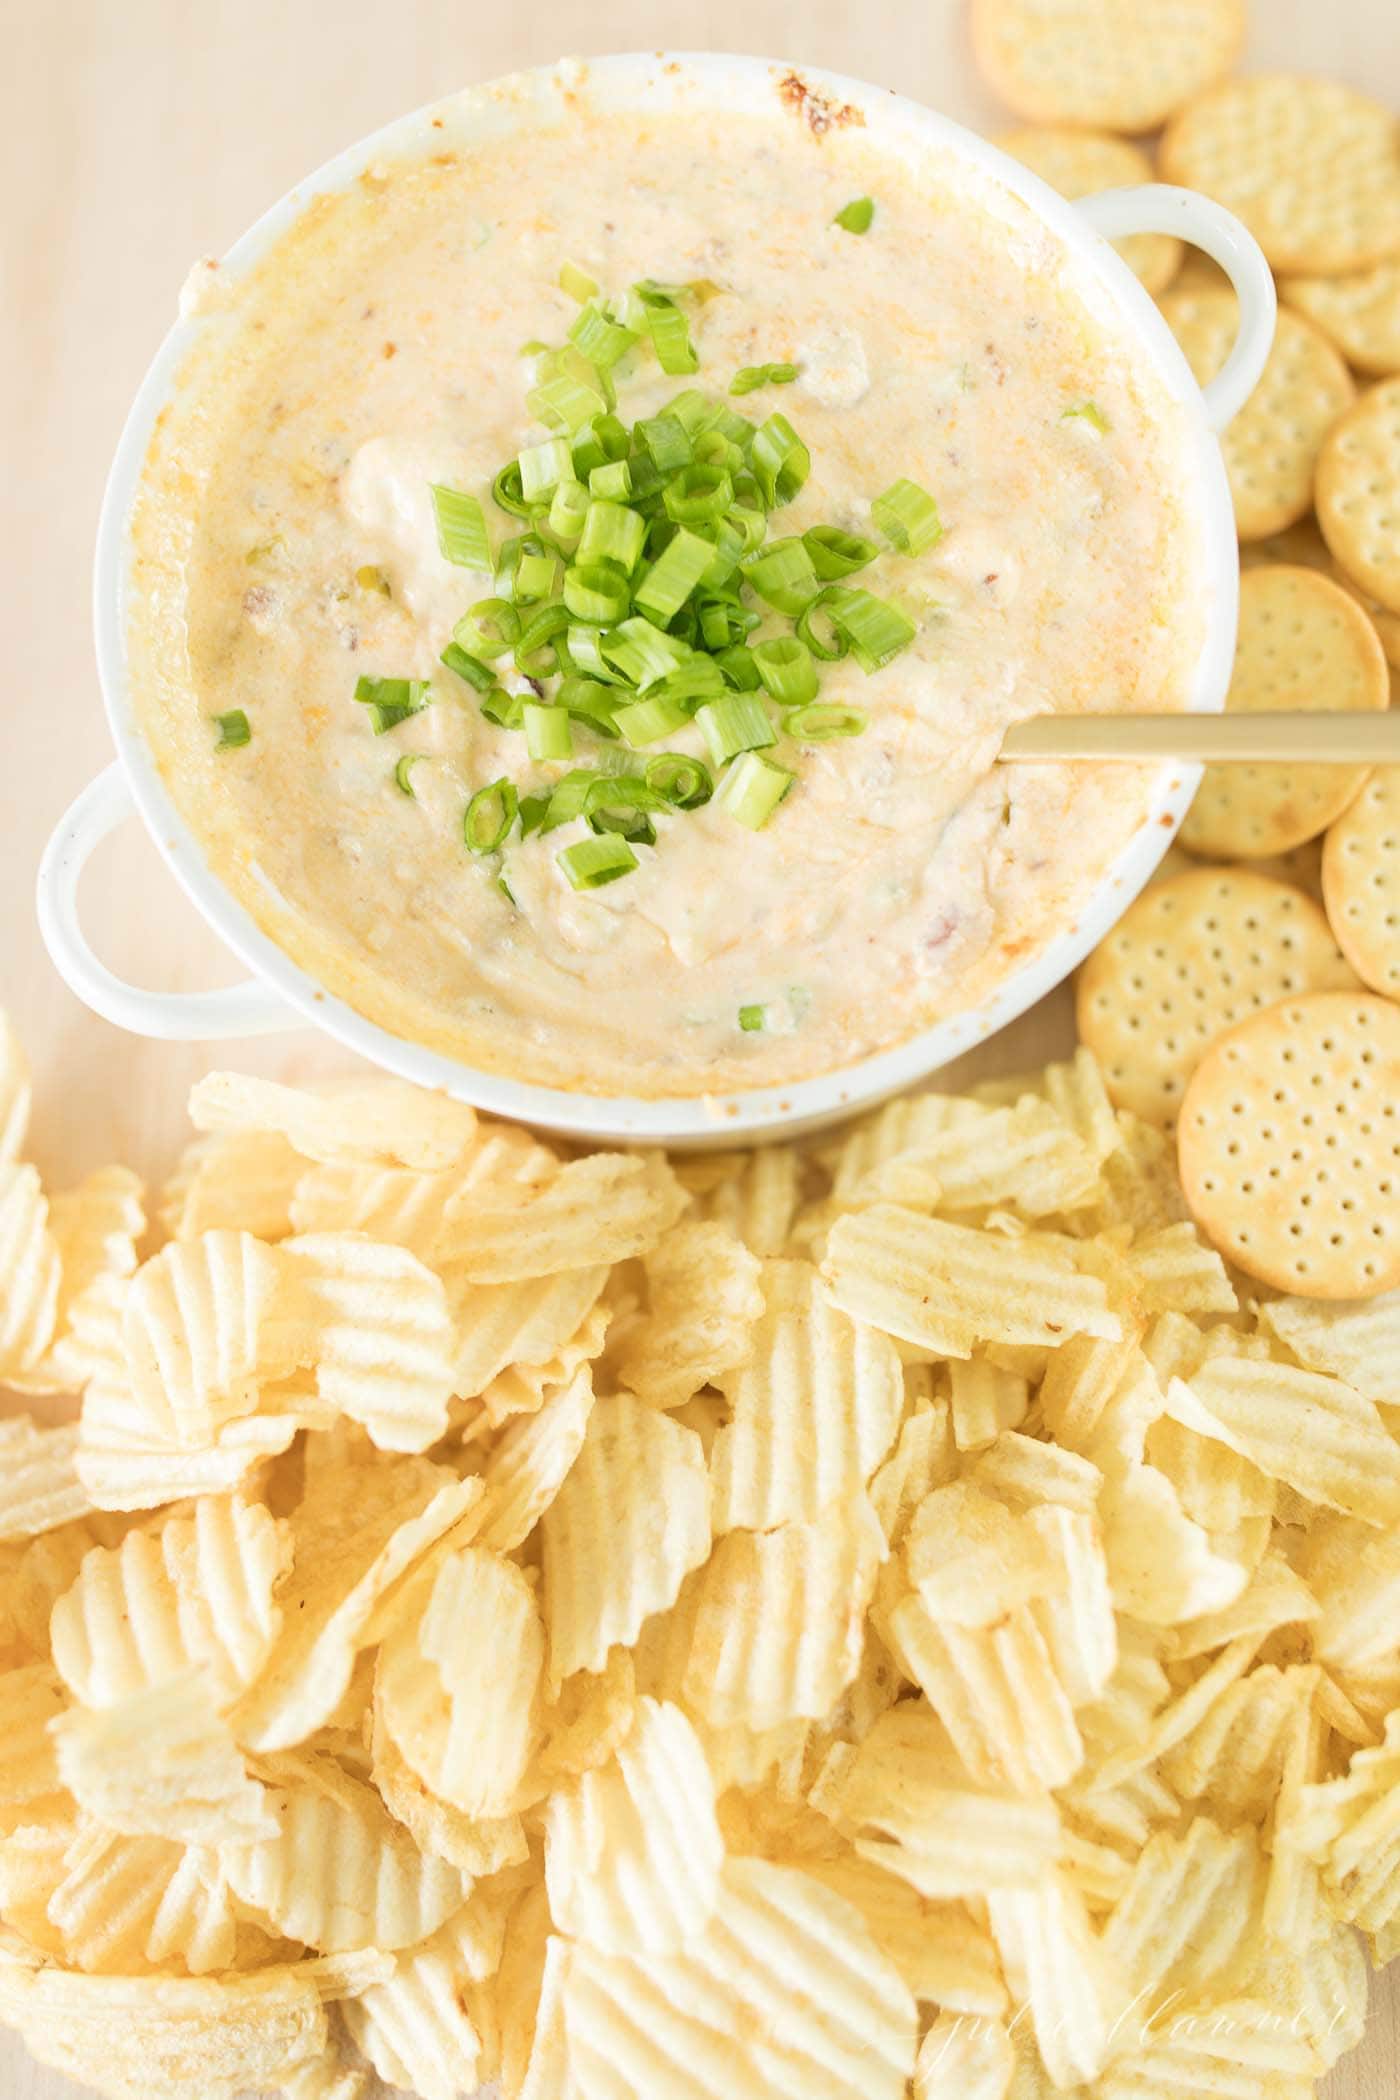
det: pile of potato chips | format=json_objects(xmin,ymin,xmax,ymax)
[{"xmin": 0, "ymin": 1006, "xmax": 1397, "ymax": 2099}]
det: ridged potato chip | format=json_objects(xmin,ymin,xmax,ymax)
[
  {"xmin": 614, "ymin": 1221, "xmax": 762, "ymax": 1411},
  {"xmin": 47, "ymin": 1828, "xmax": 240, "ymax": 1976},
  {"xmin": 10, "ymin": 1166, "xmax": 149, "ymax": 1392},
  {"xmin": 188, "ymin": 1071, "xmax": 478, "ymax": 1169},
  {"xmin": 477, "ymin": 1297, "xmax": 612, "ymax": 1432},
  {"xmin": 797, "ymin": 1856, "xmax": 1007, "ymax": 2016},
  {"xmin": 967, "ymin": 1432, "xmax": 1100, "ymax": 1516},
  {"xmin": 340, "ymin": 1906, "xmax": 491, "ymax": 2100},
  {"xmin": 886, "ymin": 1587, "xmax": 1083, "ymax": 1793},
  {"xmin": 52, "ymin": 1492, "xmax": 289, "ymax": 1710},
  {"xmin": 1261, "ymin": 1288, "xmax": 1400, "ymax": 1406},
  {"xmin": 437, "ymin": 1152, "xmax": 686, "ymax": 1281},
  {"xmin": 700, "ymin": 1144, "xmax": 801, "ymax": 1257},
  {"xmin": 1166, "ymin": 1359, "xmax": 1400, "ymax": 1525},
  {"xmin": 913, "ymin": 2011, "xmax": 1014, "ymax": 2100},
  {"xmin": 684, "ymin": 1495, "xmax": 884, "ymax": 1731},
  {"xmin": 946, "ymin": 1361, "xmax": 1029, "ymax": 1452},
  {"xmin": 160, "ymin": 1130, "xmax": 302, "ymax": 1244},
  {"xmin": 0, "ymin": 1661, "xmax": 69, "ymax": 1831},
  {"xmin": 0, "ymin": 1418, "xmax": 91, "ymax": 1542},
  {"xmin": 868, "ymin": 1401, "xmax": 956, "ymax": 1545},
  {"xmin": 541, "ymin": 1393, "xmax": 710, "ymax": 1689},
  {"xmin": 1100, "ymin": 1460, "xmax": 1251, "ymax": 1626},
  {"xmin": 545, "ymin": 1697, "xmax": 722, "ymax": 1955},
  {"xmin": 821, "ymin": 1206, "xmax": 1119, "ymax": 1357},
  {"xmin": 1103, "ymin": 1817, "xmax": 1264, "ymax": 2020},
  {"xmin": 905, "ymin": 1484, "xmax": 1060, "ymax": 1629},
  {"xmin": 1161, "ymin": 1663, "xmax": 1315, "ymax": 1823},
  {"xmin": 377, "ymin": 1545, "xmax": 543, "ymax": 1818},
  {"xmin": 0, "ymin": 1009, "xmax": 31, "ymax": 1166},
  {"xmin": 369, "ymin": 1701, "xmax": 528, "ymax": 1882},
  {"xmin": 0, "ymin": 1165, "xmax": 60, "ymax": 1377},
  {"xmin": 449, "ymin": 1264, "xmax": 610, "ymax": 1405},
  {"xmin": 562, "ymin": 1855, "xmax": 916, "ymax": 2100},
  {"xmin": 52, "ymin": 1672, "xmax": 274, "ymax": 1845},
  {"xmin": 475, "ymin": 1365, "xmax": 596, "ymax": 1554},
  {"xmin": 220, "ymin": 1749, "xmax": 467, "ymax": 1953},
  {"xmin": 280, "ymin": 1232, "xmax": 457, "ymax": 1452},
  {"xmin": 987, "ymin": 1870, "xmax": 1123, "ymax": 2088},
  {"xmin": 711, "ymin": 1260, "xmax": 901, "ymax": 1531}
]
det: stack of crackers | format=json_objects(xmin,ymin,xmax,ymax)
[{"xmin": 974, "ymin": 0, "xmax": 1400, "ymax": 1308}]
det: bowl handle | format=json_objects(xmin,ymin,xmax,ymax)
[
  {"xmin": 1075, "ymin": 184, "xmax": 1277, "ymax": 433},
  {"xmin": 37, "ymin": 764, "xmax": 298, "ymax": 1040}
]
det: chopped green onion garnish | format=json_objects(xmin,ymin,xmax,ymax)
[
  {"xmin": 523, "ymin": 702, "xmax": 574, "ymax": 762},
  {"xmin": 563, "ymin": 562, "xmax": 631, "ymax": 625},
  {"xmin": 430, "ymin": 484, "xmax": 490, "ymax": 568},
  {"xmin": 636, "ymin": 413, "xmax": 693, "ymax": 475},
  {"xmin": 715, "ymin": 751, "xmax": 795, "ymax": 829},
  {"xmin": 559, "ymin": 261, "xmax": 599, "ymax": 303},
  {"xmin": 739, "ymin": 1004, "xmax": 766, "ymax": 1031},
  {"xmin": 663, "ymin": 464, "xmax": 733, "ymax": 524},
  {"xmin": 795, "ymin": 594, "xmax": 850, "ymax": 662},
  {"xmin": 440, "ymin": 641, "xmax": 496, "ymax": 693},
  {"xmin": 745, "ymin": 536, "xmax": 819, "ymax": 615},
  {"xmin": 751, "ymin": 413, "xmax": 811, "ymax": 508},
  {"xmin": 540, "ymin": 770, "xmax": 597, "ymax": 833},
  {"xmin": 549, "ymin": 478, "xmax": 591, "ymax": 541},
  {"xmin": 558, "ymin": 835, "xmax": 638, "ymax": 889},
  {"xmin": 497, "ymin": 872, "xmax": 517, "ymax": 906},
  {"xmin": 353, "ymin": 676, "xmax": 429, "ymax": 734},
  {"xmin": 517, "ymin": 437, "xmax": 574, "ymax": 504},
  {"xmin": 492, "ymin": 462, "xmax": 534, "ymax": 519},
  {"xmin": 752, "ymin": 635, "xmax": 818, "ymax": 708},
  {"xmin": 646, "ymin": 752, "xmax": 713, "ymax": 808},
  {"xmin": 696, "ymin": 692, "xmax": 776, "ymax": 766},
  {"xmin": 716, "ymin": 642, "xmax": 762, "ymax": 691},
  {"xmin": 644, "ymin": 297, "xmax": 699, "ymax": 376},
  {"xmin": 571, "ymin": 413, "xmax": 630, "ymax": 479},
  {"xmin": 514, "ymin": 601, "xmax": 570, "ymax": 678},
  {"xmin": 730, "ymin": 362, "xmax": 800, "ymax": 396},
  {"xmin": 570, "ymin": 301, "xmax": 640, "ymax": 371},
  {"xmin": 784, "ymin": 702, "xmax": 868, "ymax": 741},
  {"xmin": 577, "ymin": 500, "xmax": 647, "ymax": 575},
  {"xmin": 584, "ymin": 774, "xmax": 664, "ymax": 843},
  {"xmin": 519, "ymin": 792, "xmax": 551, "ymax": 837},
  {"xmin": 480, "ymin": 686, "xmax": 525, "ymax": 730},
  {"xmin": 633, "ymin": 526, "xmax": 715, "ymax": 622},
  {"xmin": 834, "ymin": 196, "xmax": 875, "ymax": 234},
  {"xmin": 613, "ymin": 694, "xmax": 692, "ymax": 747},
  {"xmin": 589, "ymin": 459, "xmax": 633, "ymax": 502},
  {"xmin": 463, "ymin": 778, "xmax": 518, "ymax": 854},
  {"xmin": 601, "ymin": 617, "xmax": 687, "ymax": 690},
  {"xmin": 213, "ymin": 710, "xmax": 250, "ymax": 750},
  {"xmin": 517, "ymin": 548, "xmax": 561, "ymax": 603},
  {"xmin": 871, "ymin": 478, "xmax": 943, "ymax": 556},
  {"xmin": 821, "ymin": 586, "xmax": 917, "ymax": 672},
  {"xmin": 455, "ymin": 599, "xmax": 521, "ymax": 660},
  {"xmin": 394, "ymin": 752, "xmax": 425, "ymax": 796},
  {"xmin": 527, "ymin": 353, "xmax": 609, "ymax": 433},
  {"xmin": 1062, "ymin": 400, "xmax": 1110, "ymax": 434},
  {"xmin": 559, "ymin": 676, "xmax": 624, "ymax": 738},
  {"xmin": 804, "ymin": 526, "xmax": 879, "ymax": 580}
]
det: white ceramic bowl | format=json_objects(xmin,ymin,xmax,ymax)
[{"xmin": 38, "ymin": 52, "xmax": 1276, "ymax": 1147}]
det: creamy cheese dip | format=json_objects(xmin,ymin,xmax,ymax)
[{"xmin": 128, "ymin": 92, "xmax": 1205, "ymax": 1097}]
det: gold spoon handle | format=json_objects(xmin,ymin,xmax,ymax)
[{"xmin": 999, "ymin": 710, "xmax": 1400, "ymax": 764}]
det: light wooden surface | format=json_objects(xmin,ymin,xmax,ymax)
[{"xmin": 2, "ymin": 3, "xmax": 1397, "ymax": 2096}]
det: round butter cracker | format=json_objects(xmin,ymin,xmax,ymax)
[
  {"xmin": 1323, "ymin": 769, "xmax": 1400, "ymax": 1000},
  {"xmin": 972, "ymin": 0, "xmax": 1246, "ymax": 132},
  {"xmin": 1158, "ymin": 288, "xmax": 1355, "ymax": 540},
  {"xmin": 1161, "ymin": 75, "xmax": 1400, "ymax": 276},
  {"xmin": 999, "ymin": 128, "xmax": 1182, "ymax": 296},
  {"xmin": 1284, "ymin": 256, "xmax": 1400, "ymax": 379},
  {"xmin": 1179, "ymin": 990, "xmax": 1400, "ymax": 1298},
  {"xmin": 1078, "ymin": 867, "xmax": 1357, "ymax": 1128},
  {"xmin": 1180, "ymin": 565, "xmax": 1389, "ymax": 861},
  {"xmin": 1240, "ymin": 511, "xmax": 1400, "ymax": 670},
  {"xmin": 1317, "ymin": 378, "xmax": 1400, "ymax": 620}
]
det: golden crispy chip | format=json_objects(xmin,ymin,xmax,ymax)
[
  {"xmin": 1261, "ymin": 1288, "xmax": 1400, "ymax": 1407},
  {"xmin": 340, "ymin": 1906, "xmax": 492, "ymax": 2100},
  {"xmin": 947, "ymin": 1360, "xmax": 1029, "ymax": 1452},
  {"xmin": 973, "ymin": 0, "xmax": 1244, "ymax": 130},
  {"xmin": 868, "ymin": 1400, "xmax": 955, "ymax": 1545},
  {"xmin": 684, "ymin": 1495, "xmax": 884, "ymax": 1731},
  {"xmin": 711, "ymin": 1260, "xmax": 901, "ymax": 1531},
  {"xmin": 475, "ymin": 1366, "xmax": 597, "ymax": 1554},
  {"xmin": 1166, "ymin": 1359, "xmax": 1400, "ymax": 1525},
  {"xmin": 820, "ymin": 1206, "xmax": 1119, "ymax": 1357},
  {"xmin": 0, "ymin": 1417, "xmax": 91, "ymax": 1541},
  {"xmin": 1122, "ymin": 1222, "xmax": 1239, "ymax": 1316},
  {"xmin": 121, "ymin": 1229, "xmax": 295, "ymax": 1447},
  {"xmin": 47, "ymin": 1827, "xmax": 240, "ymax": 1976},
  {"xmin": 188, "ymin": 1070, "xmax": 479, "ymax": 1169},
  {"xmin": 0, "ymin": 1960, "xmax": 330, "ymax": 2100},
  {"xmin": 700, "ymin": 1145, "xmax": 801, "ymax": 1257},
  {"xmin": 275, "ymin": 2054, "xmax": 375, "ymax": 2100},
  {"xmin": 1161, "ymin": 1663, "xmax": 1316, "ymax": 1823},
  {"xmin": 449, "ymin": 1265, "xmax": 610, "ymax": 1405},
  {"xmin": 614, "ymin": 1221, "xmax": 763, "ymax": 1412},
  {"xmin": 159, "ymin": 1130, "xmax": 303, "ymax": 1243},
  {"xmin": 232, "ymin": 1461, "xmax": 482, "ymax": 1752},
  {"xmin": 821, "ymin": 1702, "xmax": 1061, "ymax": 1897},
  {"xmin": 1168, "ymin": 1552, "xmax": 1319, "ymax": 1662},
  {"xmin": 987, "ymin": 1870, "xmax": 1124, "ymax": 2088},
  {"xmin": 1099, "ymin": 1461, "xmax": 1250, "ymax": 1625},
  {"xmin": 288, "ymin": 1159, "xmax": 458, "ymax": 1257},
  {"xmin": 1287, "ymin": 1709, "xmax": 1400, "ymax": 1957},
  {"xmin": 10, "ymin": 1165, "xmax": 149, "ymax": 1393},
  {"xmin": 541, "ymin": 1393, "xmax": 710, "ymax": 1689},
  {"xmin": 280, "ymin": 1231, "xmax": 457, "ymax": 1452},
  {"xmin": 377, "ymin": 1545, "xmax": 543, "ymax": 1818},
  {"xmin": 369, "ymin": 1703, "xmax": 529, "ymax": 1881},
  {"xmin": 546, "ymin": 1696, "xmax": 722, "ymax": 1955},
  {"xmin": 1027, "ymin": 1504, "xmax": 1117, "ymax": 1707},
  {"xmin": 1103, "ymin": 1817, "xmax": 1264, "ymax": 2021},
  {"xmin": 221, "ymin": 1749, "xmax": 468, "ymax": 1953},
  {"xmin": 905, "ymin": 1484, "xmax": 1060, "ymax": 1629},
  {"xmin": 1095, "ymin": 1113, "xmax": 1192, "ymax": 1236},
  {"xmin": 799, "ymin": 1857, "xmax": 1007, "ymax": 2016},
  {"xmin": 0, "ymin": 1811, "xmax": 77, "ymax": 1958},
  {"xmin": 886, "ymin": 1588, "xmax": 1082, "ymax": 1793},
  {"xmin": 1095, "ymin": 1635, "xmax": 1260, "ymax": 1790},
  {"xmin": 0, "ymin": 1661, "xmax": 69, "ymax": 1831},
  {"xmin": 0, "ymin": 1010, "xmax": 31, "ymax": 1166},
  {"xmin": 0, "ymin": 1165, "xmax": 60, "ymax": 1377},
  {"xmin": 478, "ymin": 1297, "xmax": 612, "ymax": 1431},
  {"xmin": 532, "ymin": 1645, "xmax": 638, "ymax": 1790},
  {"xmin": 53, "ymin": 1672, "xmax": 274, "ymax": 1844},
  {"xmin": 981, "ymin": 1047, "xmax": 1123, "ymax": 1171},
  {"xmin": 1145, "ymin": 1413, "xmax": 1277, "ymax": 1534},
  {"xmin": 866, "ymin": 1098, "xmax": 1102, "ymax": 1222},
  {"xmin": 438, "ymin": 1152, "xmax": 687, "ymax": 1282},
  {"xmin": 562, "ymin": 1855, "xmax": 916, "ymax": 2100},
  {"xmin": 52, "ymin": 1492, "xmax": 289, "ymax": 1709},
  {"xmin": 1300, "ymin": 1513, "xmax": 1400, "ymax": 1672},
  {"xmin": 1038, "ymin": 1331, "xmax": 1150, "ymax": 1458},
  {"xmin": 913, "ymin": 2012, "xmax": 1014, "ymax": 2100},
  {"xmin": 967, "ymin": 1432, "xmax": 1101, "ymax": 1516},
  {"xmin": 514, "ymin": 1932, "xmax": 576, "ymax": 2100}
]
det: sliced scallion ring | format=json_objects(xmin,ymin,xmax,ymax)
[
  {"xmin": 871, "ymin": 477, "xmax": 943, "ymax": 556},
  {"xmin": 558, "ymin": 834, "xmax": 638, "ymax": 888},
  {"xmin": 430, "ymin": 484, "xmax": 490, "ymax": 568},
  {"xmin": 213, "ymin": 709, "xmax": 250, "ymax": 750},
  {"xmin": 783, "ymin": 701, "xmax": 868, "ymax": 741},
  {"xmin": 646, "ymin": 752, "xmax": 712, "ymax": 809},
  {"xmin": 714, "ymin": 750, "xmax": 795, "ymax": 829},
  {"xmin": 463, "ymin": 777, "xmax": 519, "ymax": 854},
  {"xmin": 752, "ymin": 635, "xmax": 818, "ymax": 708}
]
